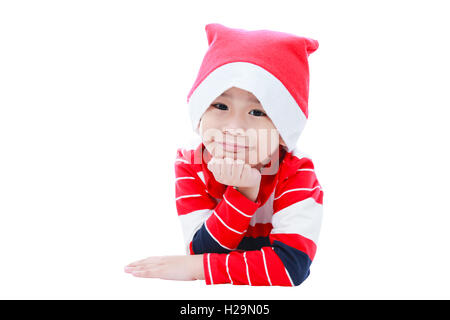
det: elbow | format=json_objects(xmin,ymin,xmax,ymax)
[
  {"xmin": 290, "ymin": 268, "xmax": 311, "ymax": 287},
  {"xmin": 191, "ymin": 223, "xmax": 232, "ymax": 254},
  {"xmin": 272, "ymin": 240, "xmax": 313, "ymax": 287}
]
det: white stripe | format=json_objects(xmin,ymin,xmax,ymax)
[
  {"xmin": 271, "ymin": 197, "xmax": 323, "ymax": 244},
  {"xmin": 204, "ymin": 221, "xmax": 234, "ymax": 251},
  {"xmin": 225, "ymin": 254, "xmax": 233, "ymax": 285},
  {"xmin": 175, "ymin": 176, "xmax": 196, "ymax": 182},
  {"xmin": 249, "ymin": 191, "xmax": 275, "ymax": 226},
  {"xmin": 273, "ymin": 185, "xmax": 322, "ymax": 201},
  {"xmin": 243, "ymin": 252, "xmax": 252, "ymax": 286},
  {"xmin": 213, "ymin": 210, "xmax": 246, "ymax": 234},
  {"xmin": 196, "ymin": 171, "xmax": 206, "ymax": 185},
  {"xmin": 175, "ymin": 194, "xmax": 202, "ymax": 201},
  {"xmin": 223, "ymin": 194, "xmax": 252, "ymax": 218},
  {"xmin": 175, "ymin": 158, "xmax": 190, "ymax": 164},
  {"xmin": 261, "ymin": 248, "xmax": 272, "ymax": 286},
  {"xmin": 188, "ymin": 61, "xmax": 307, "ymax": 152},
  {"xmin": 296, "ymin": 168, "xmax": 315, "ymax": 172},
  {"xmin": 178, "ymin": 209, "xmax": 213, "ymax": 253},
  {"xmin": 207, "ymin": 253, "xmax": 214, "ymax": 285}
]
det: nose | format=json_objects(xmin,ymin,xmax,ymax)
[
  {"xmin": 221, "ymin": 115, "xmax": 250, "ymax": 146},
  {"xmin": 222, "ymin": 127, "xmax": 249, "ymax": 147},
  {"xmin": 223, "ymin": 127, "xmax": 245, "ymax": 136},
  {"xmin": 222, "ymin": 114, "xmax": 247, "ymax": 135}
]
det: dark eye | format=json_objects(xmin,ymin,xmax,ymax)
[
  {"xmin": 249, "ymin": 109, "xmax": 267, "ymax": 117},
  {"xmin": 211, "ymin": 103, "xmax": 228, "ymax": 110}
]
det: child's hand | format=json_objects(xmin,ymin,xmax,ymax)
[
  {"xmin": 207, "ymin": 157, "xmax": 262, "ymax": 189},
  {"xmin": 124, "ymin": 254, "xmax": 204, "ymax": 281}
]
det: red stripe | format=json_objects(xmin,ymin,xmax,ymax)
[
  {"xmin": 205, "ymin": 214, "xmax": 243, "ymax": 249},
  {"xmin": 244, "ymin": 250, "xmax": 272, "ymax": 286},
  {"xmin": 208, "ymin": 253, "xmax": 229, "ymax": 284},
  {"xmin": 205, "ymin": 248, "xmax": 298, "ymax": 286},
  {"xmin": 245, "ymin": 223, "xmax": 273, "ymax": 238},
  {"xmin": 203, "ymin": 253, "xmax": 212, "ymax": 285},
  {"xmin": 214, "ymin": 197, "xmax": 254, "ymax": 231},
  {"xmin": 270, "ymin": 233, "xmax": 317, "ymax": 260},
  {"xmin": 227, "ymin": 251, "xmax": 251, "ymax": 285},
  {"xmin": 274, "ymin": 185, "xmax": 323, "ymax": 213},
  {"xmin": 175, "ymin": 158, "xmax": 217, "ymax": 216},
  {"xmin": 262, "ymin": 247, "xmax": 292, "ymax": 286}
]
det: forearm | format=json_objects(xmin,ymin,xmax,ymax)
[
  {"xmin": 191, "ymin": 254, "xmax": 205, "ymax": 280},
  {"xmin": 234, "ymin": 185, "xmax": 259, "ymax": 202},
  {"xmin": 190, "ymin": 185, "xmax": 261, "ymax": 254},
  {"xmin": 203, "ymin": 240, "xmax": 312, "ymax": 286}
]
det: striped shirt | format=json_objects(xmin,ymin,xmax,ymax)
[{"xmin": 174, "ymin": 141, "xmax": 323, "ymax": 286}]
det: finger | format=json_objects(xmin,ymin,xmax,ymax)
[
  {"xmin": 214, "ymin": 158, "xmax": 223, "ymax": 177},
  {"xmin": 212, "ymin": 142, "xmax": 225, "ymax": 159},
  {"xmin": 217, "ymin": 158, "xmax": 228, "ymax": 178},
  {"xmin": 232, "ymin": 159, "xmax": 245, "ymax": 180},
  {"xmin": 207, "ymin": 158, "xmax": 213, "ymax": 171},
  {"xmin": 221, "ymin": 158, "xmax": 233, "ymax": 178},
  {"xmin": 240, "ymin": 164, "xmax": 253, "ymax": 186},
  {"xmin": 207, "ymin": 158, "xmax": 218, "ymax": 174},
  {"xmin": 124, "ymin": 265, "xmax": 146, "ymax": 273},
  {"xmin": 132, "ymin": 266, "xmax": 163, "ymax": 278},
  {"xmin": 125, "ymin": 258, "xmax": 149, "ymax": 267},
  {"xmin": 125, "ymin": 256, "xmax": 162, "ymax": 267},
  {"xmin": 131, "ymin": 270, "xmax": 153, "ymax": 278}
]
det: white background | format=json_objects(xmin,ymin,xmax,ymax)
[{"xmin": 1, "ymin": 0, "xmax": 449, "ymax": 299}]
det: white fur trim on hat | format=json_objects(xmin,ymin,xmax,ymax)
[{"xmin": 188, "ymin": 61, "xmax": 307, "ymax": 152}]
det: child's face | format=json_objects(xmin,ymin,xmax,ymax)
[{"xmin": 199, "ymin": 86, "xmax": 287, "ymax": 167}]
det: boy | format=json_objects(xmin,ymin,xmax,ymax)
[{"xmin": 124, "ymin": 23, "xmax": 323, "ymax": 286}]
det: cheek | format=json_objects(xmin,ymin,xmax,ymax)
[
  {"xmin": 249, "ymin": 134, "xmax": 279, "ymax": 163},
  {"xmin": 199, "ymin": 115, "xmax": 211, "ymax": 136},
  {"xmin": 199, "ymin": 111, "xmax": 219, "ymax": 133},
  {"xmin": 253, "ymin": 128, "xmax": 280, "ymax": 151},
  {"xmin": 200, "ymin": 118, "xmax": 223, "ymax": 151}
]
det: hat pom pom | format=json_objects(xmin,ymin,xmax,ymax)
[{"xmin": 305, "ymin": 38, "xmax": 319, "ymax": 56}]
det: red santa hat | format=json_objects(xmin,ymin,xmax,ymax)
[{"xmin": 186, "ymin": 23, "xmax": 319, "ymax": 152}]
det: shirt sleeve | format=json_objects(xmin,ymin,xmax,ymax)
[
  {"xmin": 203, "ymin": 157, "xmax": 324, "ymax": 286},
  {"xmin": 191, "ymin": 185, "xmax": 262, "ymax": 254},
  {"xmin": 175, "ymin": 148, "xmax": 261, "ymax": 255}
]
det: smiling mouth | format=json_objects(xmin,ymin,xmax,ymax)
[{"xmin": 218, "ymin": 141, "xmax": 249, "ymax": 152}]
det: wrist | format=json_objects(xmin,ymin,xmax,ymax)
[
  {"xmin": 234, "ymin": 185, "xmax": 259, "ymax": 202},
  {"xmin": 192, "ymin": 254, "xmax": 205, "ymax": 280}
]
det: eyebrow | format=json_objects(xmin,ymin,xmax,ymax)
[{"xmin": 219, "ymin": 92, "xmax": 261, "ymax": 104}]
